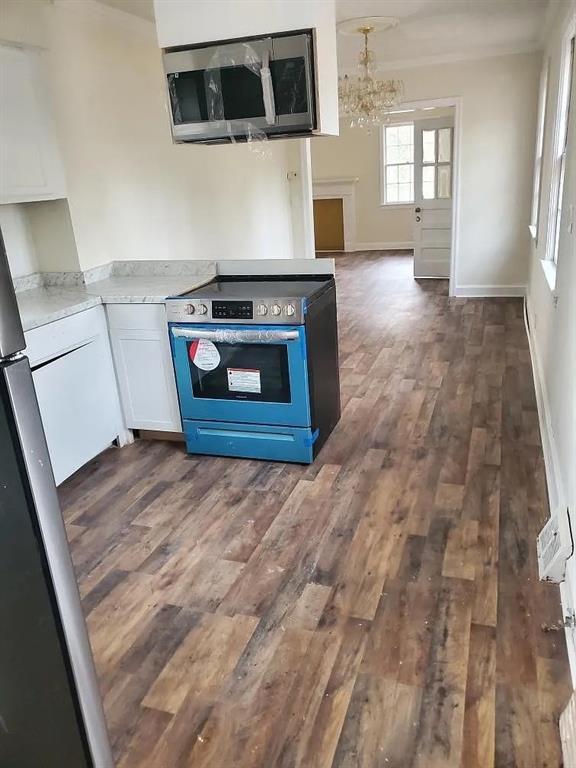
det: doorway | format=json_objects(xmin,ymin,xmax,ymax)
[{"xmin": 307, "ymin": 97, "xmax": 461, "ymax": 295}]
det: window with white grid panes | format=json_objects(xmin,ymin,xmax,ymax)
[
  {"xmin": 381, "ymin": 123, "xmax": 414, "ymax": 204},
  {"xmin": 547, "ymin": 34, "xmax": 574, "ymax": 266},
  {"xmin": 421, "ymin": 127, "xmax": 453, "ymax": 200}
]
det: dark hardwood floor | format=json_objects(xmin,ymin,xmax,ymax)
[{"xmin": 60, "ymin": 252, "xmax": 571, "ymax": 768}]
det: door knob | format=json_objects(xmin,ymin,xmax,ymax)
[
  {"xmin": 415, "ymin": 207, "xmax": 421, "ymax": 213},
  {"xmin": 416, "ymin": 216, "xmax": 421, "ymax": 222}
]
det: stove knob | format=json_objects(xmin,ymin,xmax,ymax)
[
  {"xmin": 271, "ymin": 304, "xmax": 282, "ymax": 316},
  {"xmin": 256, "ymin": 303, "xmax": 268, "ymax": 316},
  {"xmin": 284, "ymin": 303, "xmax": 295, "ymax": 317},
  {"xmin": 185, "ymin": 304, "xmax": 195, "ymax": 315},
  {"xmin": 197, "ymin": 303, "xmax": 208, "ymax": 315}
]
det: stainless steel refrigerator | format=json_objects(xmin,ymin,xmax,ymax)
[{"xmin": 0, "ymin": 228, "xmax": 114, "ymax": 767}]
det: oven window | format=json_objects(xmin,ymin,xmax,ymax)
[{"xmin": 189, "ymin": 342, "xmax": 291, "ymax": 403}]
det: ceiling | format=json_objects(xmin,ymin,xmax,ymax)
[
  {"xmin": 98, "ymin": 0, "xmax": 155, "ymax": 21},
  {"xmin": 97, "ymin": 0, "xmax": 549, "ymax": 67},
  {"xmin": 336, "ymin": 0, "xmax": 549, "ymax": 70}
]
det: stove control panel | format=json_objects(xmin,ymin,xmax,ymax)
[
  {"xmin": 212, "ymin": 301, "xmax": 253, "ymax": 320},
  {"xmin": 166, "ymin": 298, "xmax": 304, "ymax": 325}
]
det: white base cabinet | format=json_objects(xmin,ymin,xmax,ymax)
[
  {"xmin": 106, "ymin": 304, "xmax": 182, "ymax": 433},
  {"xmin": 25, "ymin": 306, "xmax": 124, "ymax": 485}
]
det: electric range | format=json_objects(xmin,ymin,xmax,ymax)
[{"xmin": 166, "ymin": 275, "xmax": 340, "ymax": 464}]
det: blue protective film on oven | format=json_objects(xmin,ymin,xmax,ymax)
[{"xmin": 169, "ymin": 323, "xmax": 311, "ymax": 428}]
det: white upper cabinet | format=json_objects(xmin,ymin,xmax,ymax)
[{"xmin": 0, "ymin": 45, "xmax": 66, "ymax": 204}]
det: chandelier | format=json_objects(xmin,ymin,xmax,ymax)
[{"xmin": 338, "ymin": 24, "xmax": 404, "ymax": 129}]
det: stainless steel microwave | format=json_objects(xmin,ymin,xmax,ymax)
[{"xmin": 162, "ymin": 30, "xmax": 317, "ymax": 144}]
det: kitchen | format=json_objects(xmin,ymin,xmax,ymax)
[
  {"xmin": 1, "ymin": 0, "xmax": 343, "ymax": 764},
  {"xmin": 1, "ymin": 0, "xmax": 575, "ymax": 767}
]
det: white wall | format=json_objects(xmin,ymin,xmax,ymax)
[
  {"xmin": 524, "ymin": 1, "xmax": 576, "ymax": 679},
  {"xmin": 0, "ymin": 199, "xmax": 81, "ymax": 277},
  {"xmin": 0, "ymin": 0, "xmax": 306, "ymax": 270},
  {"xmin": 311, "ymin": 108, "xmax": 453, "ymax": 249},
  {"xmin": 321, "ymin": 53, "xmax": 539, "ymax": 290},
  {"xmin": 0, "ymin": 204, "xmax": 39, "ymax": 277},
  {"xmin": 24, "ymin": 200, "xmax": 81, "ymax": 272}
]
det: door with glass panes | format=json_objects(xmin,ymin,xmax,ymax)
[{"xmin": 413, "ymin": 117, "xmax": 454, "ymax": 278}]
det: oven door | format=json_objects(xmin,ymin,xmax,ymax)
[
  {"xmin": 170, "ymin": 324, "xmax": 310, "ymax": 427},
  {"xmin": 163, "ymin": 31, "xmax": 315, "ymax": 143}
]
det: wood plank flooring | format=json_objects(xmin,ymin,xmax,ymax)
[{"xmin": 59, "ymin": 252, "xmax": 571, "ymax": 767}]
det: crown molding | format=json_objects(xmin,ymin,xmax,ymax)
[{"xmin": 338, "ymin": 40, "xmax": 542, "ymax": 76}]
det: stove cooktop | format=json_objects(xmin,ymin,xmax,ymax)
[{"xmin": 177, "ymin": 275, "xmax": 333, "ymax": 301}]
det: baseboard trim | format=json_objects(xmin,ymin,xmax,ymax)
[
  {"xmin": 454, "ymin": 284, "xmax": 526, "ymax": 297},
  {"xmin": 354, "ymin": 241, "xmax": 415, "ymax": 251},
  {"xmin": 524, "ymin": 296, "xmax": 576, "ymax": 683}
]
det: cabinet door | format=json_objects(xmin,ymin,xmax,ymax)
[
  {"xmin": 0, "ymin": 45, "xmax": 66, "ymax": 204},
  {"xmin": 107, "ymin": 306, "xmax": 182, "ymax": 432},
  {"xmin": 32, "ymin": 335, "xmax": 122, "ymax": 485}
]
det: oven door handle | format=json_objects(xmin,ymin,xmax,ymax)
[{"xmin": 171, "ymin": 328, "xmax": 300, "ymax": 344}]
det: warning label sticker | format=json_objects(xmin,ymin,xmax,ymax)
[
  {"xmin": 189, "ymin": 339, "xmax": 220, "ymax": 371},
  {"xmin": 227, "ymin": 368, "xmax": 261, "ymax": 394}
]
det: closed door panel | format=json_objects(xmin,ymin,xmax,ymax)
[
  {"xmin": 418, "ymin": 247, "xmax": 451, "ymax": 277},
  {"xmin": 421, "ymin": 227, "xmax": 451, "ymax": 245},
  {"xmin": 413, "ymin": 116, "xmax": 454, "ymax": 279},
  {"xmin": 421, "ymin": 208, "xmax": 451, "ymax": 227}
]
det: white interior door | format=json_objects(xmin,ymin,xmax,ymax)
[{"xmin": 413, "ymin": 117, "xmax": 454, "ymax": 278}]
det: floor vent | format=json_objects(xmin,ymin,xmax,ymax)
[{"xmin": 537, "ymin": 508, "xmax": 573, "ymax": 583}]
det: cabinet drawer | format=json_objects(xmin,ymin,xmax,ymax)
[
  {"xmin": 106, "ymin": 304, "xmax": 168, "ymax": 331},
  {"xmin": 24, "ymin": 305, "xmax": 105, "ymax": 367}
]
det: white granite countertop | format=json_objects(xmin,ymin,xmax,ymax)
[
  {"xmin": 16, "ymin": 287, "xmax": 102, "ymax": 332},
  {"xmin": 17, "ymin": 273, "xmax": 215, "ymax": 332},
  {"xmin": 82, "ymin": 273, "xmax": 215, "ymax": 303}
]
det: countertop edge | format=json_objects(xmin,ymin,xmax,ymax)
[
  {"xmin": 18, "ymin": 273, "xmax": 217, "ymax": 333},
  {"xmin": 20, "ymin": 296, "xmax": 104, "ymax": 333}
]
